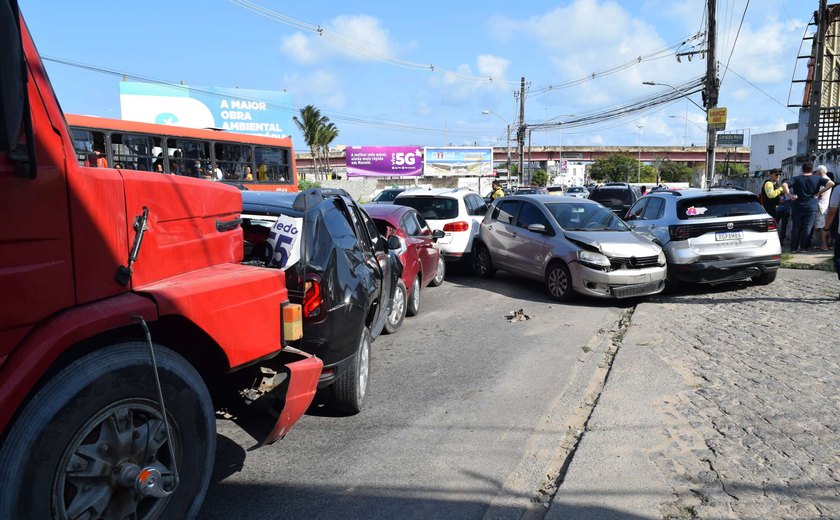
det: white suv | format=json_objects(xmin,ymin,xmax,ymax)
[
  {"xmin": 394, "ymin": 188, "xmax": 488, "ymax": 263},
  {"xmin": 625, "ymin": 188, "xmax": 781, "ymax": 285}
]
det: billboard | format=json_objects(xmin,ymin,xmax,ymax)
[
  {"xmin": 423, "ymin": 147, "xmax": 493, "ymax": 176},
  {"xmin": 346, "ymin": 146, "xmax": 423, "ymax": 177},
  {"xmin": 119, "ymin": 82, "xmax": 293, "ymax": 138}
]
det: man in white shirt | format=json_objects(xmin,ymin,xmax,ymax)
[{"xmin": 815, "ymin": 166, "xmax": 832, "ymax": 250}]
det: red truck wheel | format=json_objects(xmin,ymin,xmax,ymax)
[{"xmin": 0, "ymin": 342, "xmax": 215, "ymax": 519}]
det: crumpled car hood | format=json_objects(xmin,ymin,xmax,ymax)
[{"xmin": 563, "ymin": 230, "xmax": 661, "ymax": 257}]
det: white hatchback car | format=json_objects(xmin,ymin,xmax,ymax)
[{"xmin": 393, "ymin": 188, "xmax": 488, "ymax": 263}]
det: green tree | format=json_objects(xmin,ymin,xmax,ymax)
[
  {"xmin": 316, "ymin": 122, "xmax": 339, "ymax": 176},
  {"xmin": 658, "ymin": 161, "xmax": 695, "ymax": 183},
  {"xmin": 716, "ymin": 162, "xmax": 748, "ymax": 178},
  {"xmin": 293, "ymin": 105, "xmax": 329, "ymax": 177},
  {"xmin": 531, "ymin": 169, "xmax": 549, "ymax": 187},
  {"xmin": 589, "ymin": 154, "xmax": 639, "ymax": 182},
  {"xmin": 298, "ymin": 178, "xmax": 322, "ymax": 191}
]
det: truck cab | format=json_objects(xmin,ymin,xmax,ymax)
[{"xmin": 0, "ymin": 3, "xmax": 321, "ymax": 517}]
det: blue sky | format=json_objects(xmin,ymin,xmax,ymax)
[{"xmin": 22, "ymin": 0, "xmax": 811, "ymax": 150}]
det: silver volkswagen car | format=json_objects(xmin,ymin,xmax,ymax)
[{"xmin": 473, "ymin": 195, "xmax": 667, "ymax": 301}]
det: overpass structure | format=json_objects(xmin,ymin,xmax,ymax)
[{"xmin": 296, "ymin": 145, "xmax": 750, "ymax": 171}]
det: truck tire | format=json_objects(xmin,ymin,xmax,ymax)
[
  {"xmin": 384, "ymin": 279, "xmax": 407, "ymax": 334},
  {"xmin": 330, "ymin": 327, "xmax": 371, "ymax": 415},
  {"xmin": 0, "ymin": 342, "xmax": 215, "ymax": 520}
]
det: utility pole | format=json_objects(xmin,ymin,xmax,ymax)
[
  {"xmin": 806, "ymin": 0, "xmax": 829, "ymax": 155},
  {"xmin": 703, "ymin": 0, "xmax": 718, "ymax": 189},
  {"xmin": 517, "ymin": 77, "xmax": 526, "ymax": 187}
]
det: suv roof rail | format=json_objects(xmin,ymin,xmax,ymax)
[
  {"xmin": 293, "ymin": 187, "xmax": 351, "ymax": 211},
  {"xmin": 708, "ymin": 185, "xmax": 746, "ymax": 191},
  {"xmin": 604, "ymin": 182, "xmax": 629, "ymax": 186}
]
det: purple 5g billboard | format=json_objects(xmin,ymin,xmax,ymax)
[{"xmin": 346, "ymin": 146, "xmax": 424, "ymax": 177}]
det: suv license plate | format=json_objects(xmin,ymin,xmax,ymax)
[{"xmin": 715, "ymin": 231, "xmax": 743, "ymax": 241}]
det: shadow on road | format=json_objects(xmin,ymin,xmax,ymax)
[
  {"xmin": 444, "ymin": 269, "xmax": 636, "ymax": 310},
  {"xmin": 199, "ymin": 479, "xmax": 655, "ymax": 519}
]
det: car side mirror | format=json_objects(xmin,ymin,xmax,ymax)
[
  {"xmin": 432, "ymin": 229, "xmax": 445, "ymax": 241},
  {"xmin": 625, "ymin": 213, "xmax": 637, "ymax": 221},
  {"xmin": 387, "ymin": 235, "xmax": 402, "ymax": 250},
  {"xmin": 528, "ymin": 223, "xmax": 547, "ymax": 234}
]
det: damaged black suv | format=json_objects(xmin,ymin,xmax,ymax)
[{"xmin": 241, "ymin": 189, "xmax": 402, "ymax": 414}]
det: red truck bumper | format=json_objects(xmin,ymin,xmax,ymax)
[{"xmin": 257, "ymin": 348, "xmax": 322, "ymax": 446}]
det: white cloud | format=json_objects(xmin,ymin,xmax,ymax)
[
  {"xmin": 279, "ymin": 14, "xmax": 396, "ymax": 65},
  {"xmin": 282, "ymin": 70, "xmax": 346, "ymax": 110},
  {"xmin": 493, "ymin": 0, "xmax": 705, "ymax": 109},
  {"xmin": 281, "ymin": 33, "xmax": 316, "ymax": 64}
]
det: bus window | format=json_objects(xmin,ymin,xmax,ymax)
[
  {"xmin": 111, "ymin": 133, "xmax": 156, "ymax": 171},
  {"xmin": 214, "ymin": 143, "xmax": 252, "ymax": 180},
  {"xmin": 255, "ymin": 145, "xmax": 291, "ymax": 183},
  {"xmin": 70, "ymin": 128, "xmax": 106, "ymax": 167},
  {"xmin": 169, "ymin": 139, "xmax": 210, "ymax": 177}
]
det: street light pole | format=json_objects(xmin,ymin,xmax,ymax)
[{"xmin": 636, "ymin": 124, "xmax": 644, "ymax": 183}]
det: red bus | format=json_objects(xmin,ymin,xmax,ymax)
[{"xmin": 66, "ymin": 114, "xmax": 298, "ymax": 192}]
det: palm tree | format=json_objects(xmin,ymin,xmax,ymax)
[
  {"xmin": 293, "ymin": 105, "xmax": 328, "ymax": 178},
  {"xmin": 317, "ymin": 123, "xmax": 339, "ymax": 177}
]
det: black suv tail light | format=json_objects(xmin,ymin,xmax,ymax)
[{"xmin": 303, "ymin": 275, "xmax": 323, "ymax": 318}]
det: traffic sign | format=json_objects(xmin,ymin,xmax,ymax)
[
  {"xmin": 707, "ymin": 107, "xmax": 727, "ymax": 130},
  {"xmin": 717, "ymin": 133, "xmax": 743, "ymax": 146}
]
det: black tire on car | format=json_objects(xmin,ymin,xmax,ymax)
[
  {"xmin": 753, "ymin": 270, "xmax": 777, "ymax": 285},
  {"xmin": 384, "ymin": 279, "xmax": 407, "ymax": 334},
  {"xmin": 330, "ymin": 327, "xmax": 372, "ymax": 415},
  {"xmin": 428, "ymin": 256, "xmax": 446, "ymax": 287},
  {"xmin": 545, "ymin": 261, "xmax": 575, "ymax": 302},
  {"xmin": 473, "ymin": 244, "xmax": 496, "ymax": 279},
  {"xmin": 0, "ymin": 342, "xmax": 215, "ymax": 520},
  {"xmin": 406, "ymin": 275, "xmax": 421, "ymax": 317}
]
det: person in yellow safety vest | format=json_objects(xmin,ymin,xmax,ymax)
[
  {"xmin": 761, "ymin": 170, "xmax": 783, "ymax": 219},
  {"xmin": 490, "ymin": 180, "xmax": 505, "ymax": 201},
  {"xmin": 257, "ymin": 162, "xmax": 268, "ymax": 181}
]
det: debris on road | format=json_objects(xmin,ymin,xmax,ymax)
[{"xmin": 507, "ymin": 308, "xmax": 531, "ymax": 322}]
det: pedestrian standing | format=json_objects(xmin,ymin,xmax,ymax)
[
  {"xmin": 760, "ymin": 170, "xmax": 783, "ymax": 220},
  {"xmin": 490, "ymin": 180, "xmax": 505, "ymax": 201},
  {"xmin": 823, "ymin": 184, "xmax": 840, "ymax": 297},
  {"xmin": 814, "ymin": 166, "xmax": 832, "ymax": 250},
  {"xmin": 776, "ymin": 178, "xmax": 792, "ymax": 244},
  {"xmin": 783, "ymin": 162, "xmax": 835, "ymax": 253}
]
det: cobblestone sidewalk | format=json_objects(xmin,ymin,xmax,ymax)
[{"xmin": 550, "ymin": 269, "xmax": 840, "ymax": 519}]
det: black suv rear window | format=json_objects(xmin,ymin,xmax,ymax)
[
  {"xmin": 589, "ymin": 188, "xmax": 632, "ymax": 206},
  {"xmin": 394, "ymin": 196, "xmax": 458, "ymax": 220},
  {"xmin": 677, "ymin": 194, "xmax": 764, "ymax": 220}
]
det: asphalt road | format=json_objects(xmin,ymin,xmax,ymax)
[{"xmin": 201, "ymin": 269, "xmax": 630, "ymax": 520}]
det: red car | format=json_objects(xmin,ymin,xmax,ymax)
[{"xmin": 365, "ymin": 204, "xmax": 446, "ymax": 327}]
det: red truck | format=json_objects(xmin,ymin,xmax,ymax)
[{"xmin": 0, "ymin": 3, "xmax": 322, "ymax": 518}]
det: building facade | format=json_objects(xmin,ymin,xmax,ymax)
[{"xmin": 750, "ymin": 124, "xmax": 798, "ymax": 175}]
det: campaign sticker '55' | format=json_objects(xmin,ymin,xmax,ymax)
[{"xmin": 266, "ymin": 215, "xmax": 303, "ymax": 269}]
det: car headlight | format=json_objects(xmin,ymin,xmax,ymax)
[
  {"xmin": 577, "ymin": 250, "xmax": 611, "ymax": 269},
  {"xmin": 657, "ymin": 250, "xmax": 666, "ymax": 266}
]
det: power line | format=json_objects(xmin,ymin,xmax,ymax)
[
  {"xmin": 720, "ymin": 0, "xmax": 750, "ymax": 85},
  {"xmin": 228, "ymin": 0, "xmax": 515, "ymax": 85},
  {"xmin": 721, "ymin": 62, "xmax": 795, "ymax": 113}
]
